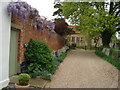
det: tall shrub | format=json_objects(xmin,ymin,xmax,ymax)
[{"xmin": 24, "ymin": 39, "xmax": 56, "ymax": 74}]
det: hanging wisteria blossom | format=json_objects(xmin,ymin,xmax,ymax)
[{"xmin": 7, "ymin": 1, "xmax": 55, "ymax": 34}]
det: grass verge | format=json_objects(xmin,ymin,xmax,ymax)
[{"xmin": 95, "ymin": 50, "xmax": 120, "ymax": 70}]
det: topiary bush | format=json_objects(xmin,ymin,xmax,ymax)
[
  {"xmin": 18, "ymin": 73, "xmax": 31, "ymax": 86},
  {"xmin": 24, "ymin": 39, "xmax": 56, "ymax": 74}
]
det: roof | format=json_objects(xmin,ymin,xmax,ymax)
[{"xmin": 68, "ymin": 25, "xmax": 80, "ymax": 33}]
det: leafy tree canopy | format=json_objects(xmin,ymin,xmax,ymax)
[
  {"xmin": 53, "ymin": 2, "xmax": 63, "ymax": 17},
  {"xmin": 61, "ymin": 1, "xmax": 120, "ymax": 47}
]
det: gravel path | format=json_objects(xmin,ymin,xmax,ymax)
[{"xmin": 45, "ymin": 49, "xmax": 118, "ymax": 88}]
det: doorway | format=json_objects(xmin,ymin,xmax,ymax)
[{"xmin": 9, "ymin": 27, "xmax": 19, "ymax": 76}]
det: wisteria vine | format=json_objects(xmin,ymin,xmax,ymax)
[{"xmin": 7, "ymin": 1, "xmax": 55, "ymax": 34}]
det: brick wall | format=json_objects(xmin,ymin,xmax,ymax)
[{"xmin": 11, "ymin": 17, "xmax": 65, "ymax": 63}]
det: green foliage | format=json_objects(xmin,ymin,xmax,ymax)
[
  {"xmin": 97, "ymin": 46, "xmax": 120, "ymax": 60},
  {"xmin": 27, "ymin": 63, "xmax": 42, "ymax": 74},
  {"xmin": 77, "ymin": 46, "xmax": 96, "ymax": 50},
  {"xmin": 18, "ymin": 73, "xmax": 31, "ymax": 86},
  {"xmin": 53, "ymin": 2, "xmax": 63, "ymax": 17},
  {"xmin": 61, "ymin": 1, "xmax": 120, "ymax": 47},
  {"xmin": 57, "ymin": 53, "xmax": 67, "ymax": 63},
  {"xmin": 95, "ymin": 50, "xmax": 120, "ymax": 70},
  {"xmin": 29, "ymin": 71, "xmax": 51, "ymax": 81},
  {"xmin": 40, "ymin": 52, "xmax": 68, "ymax": 79},
  {"xmin": 70, "ymin": 43, "xmax": 77, "ymax": 49},
  {"xmin": 110, "ymin": 48, "xmax": 120, "ymax": 52},
  {"xmin": 109, "ymin": 48, "xmax": 120, "ymax": 60},
  {"xmin": 76, "ymin": 46, "xmax": 85, "ymax": 49},
  {"xmin": 24, "ymin": 39, "xmax": 56, "ymax": 74},
  {"xmin": 24, "ymin": 40, "xmax": 68, "ymax": 81},
  {"xmin": 54, "ymin": 18, "xmax": 65, "ymax": 22},
  {"xmin": 38, "ymin": 71, "xmax": 51, "ymax": 81},
  {"xmin": 29, "ymin": 73, "xmax": 37, "ymax": 78}
]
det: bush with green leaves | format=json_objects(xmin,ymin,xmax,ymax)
[
  {"xmin": 18, "ymin": 73, "xmax": 31, "ymax": 86},
  {"xmin": 38, "ymin": 71, "xmax": 52, "ymax": 81},
  {"xmin": 57, "ymin": 52, "xmax": 67, "ymax": 63},
  {"xmin": 70, "ymin": 43, "xmax": 76, "ymax": 49},
  {"xmin": 29, "ymin": 73, "xmax": 37, "ymax": 78},
  {"xmin": 29, "ymin": 71, "xmax": 51, "ymax": 81},
  {"xmin": 24, "ymin": 39, "xmax": 56, "ymax": 74}
]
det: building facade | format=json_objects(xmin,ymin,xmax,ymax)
[
  {"xmin": 67, "ymin": 25, "xmax": 102, "ymax": 47},
  {"xmin": 0, "ymin": 0, "xmax": 11, "ymax": 89}
]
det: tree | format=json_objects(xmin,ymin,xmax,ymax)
[
  {"xmin": 62, "ymin": 1, "xmax": 120, "ymax": 47},
  {"xmin": 53, "ymin": 2, "xmax": 75, "ymax": 36},
  {"xmin": 54, "ymin": 20, "xmax": 75, "ymax": 36},
  {"xmin": 53, "ymin": 2, "xmax": 63, "ymax": 18}
]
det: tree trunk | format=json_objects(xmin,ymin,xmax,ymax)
[{"xmin": 101, "ymin": 30, "xmax": 112, "ymax": 47}]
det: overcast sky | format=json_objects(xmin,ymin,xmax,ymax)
[{"xmin": 22, "ymin": 0, "xmax": 58, "ymax": 20}]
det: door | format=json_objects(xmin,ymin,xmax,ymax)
[{"xmin": 9, "ymin": 27, "xmax": 19, "ymax": 76}]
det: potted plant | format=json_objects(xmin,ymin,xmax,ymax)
[{"xmin": 15, "ymin": 73, "xmax": 31, "ymax": 88}]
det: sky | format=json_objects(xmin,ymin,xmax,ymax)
[
  {"xmin": 21, "ymin": 0, "xmax": 112, "ymax": 22},
  {"xmin": 22, "ymin": 0, "xmax": 58, "ymax": 20}
]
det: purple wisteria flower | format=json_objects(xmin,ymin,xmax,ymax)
[{"xmin": 7, "ymin": 1, "xmax": 55, "ymax": 33}]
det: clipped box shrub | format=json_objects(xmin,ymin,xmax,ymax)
[{"xmin": 18, "ymin": 73, "xmax": 31, "ymax": 86}]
